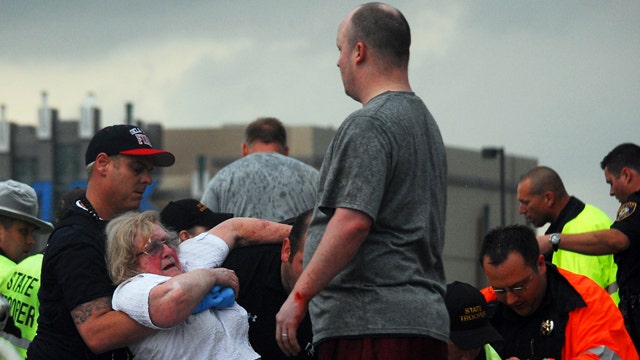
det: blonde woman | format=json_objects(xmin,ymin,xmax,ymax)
[{"xmin": 106, "ymin": 210, "xmax": 291, "ymax": 359}]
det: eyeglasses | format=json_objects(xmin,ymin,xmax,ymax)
[
  {"xmin": 491, "ymin": 273, "xmax": 534, "ymax": 297},
  {"xmin": 135, "ymin": 235, "xmax": 179, "ymax": 258}
]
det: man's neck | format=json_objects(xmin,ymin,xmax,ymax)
[
  {"xmin": 244, "ymin": 143, "xmax": 285, "ymax": 156},
  {"xmin": 84, "ymin": 191, "xmax": 113, "ymax": 221},
  {"xmin": 359, "ymin": 78, "xmax": 411, "ymax": 106},
  {"xmin": 551, "ymin": 195, "xmax": 571, "ymax": 221},
  {"xmin": 0, "ymin": 247, "xmax": 12, "ymax": 262}
]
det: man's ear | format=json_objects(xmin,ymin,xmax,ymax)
[
  {"xmin": 94, "ymin": 153, "xmax": 111, "ymax": 175},
  {"xmin": 543, "ymin": 191, "xmax": 555, "ymax": 207},
  {"xmin": 281, "ymin": 237, "xmax": 291, "ymax": 263},
  {"xmin": 178, "ymin": 230, "xmax": 192, "ymax": 242},
  {"xmin": 241, "ymin": 143, "xmax": 250, "ymax": 157},
  {"xmin": 354, "ymin": 41, "xmax": 366, "ymax": 65},
  {"xmin": 536, "ymin": 254, "xmax": 547, "ymax": 274},
  {"xmin": 621, "ymin": 167, "xmax": 634, "ymax": 185}
]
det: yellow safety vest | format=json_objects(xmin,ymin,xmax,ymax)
[
  {"xmin": 0, "ymin": 254, "xmax": 43, "ymax": 359},
  {"xmin": 0, "ymin": 255, "xmax": 16, "ymax": 284},
  {"xmin": 554, "ymin": 204, "xmax": 619, "ymax": 304},
  {"xmin": 485, "ymin": 344, "xmax": 502, "ymax": 360}
]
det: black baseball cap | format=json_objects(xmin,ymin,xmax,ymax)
[
  {"xmin": 85, "ymin": 124, "xmax": 175, "ymax": 167},
  {"xmin": 160, "ymin": 199, "xmax": 233, "ymax": 232},
  {"xmin": 445, "ymin": 281, "xmax": 503, "ymax": 350}
]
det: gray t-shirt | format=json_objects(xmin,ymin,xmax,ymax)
[
  {"xmin": 201, "ymin": 152, "xmax": 319, "ymax": 221},
  {"xmin": 306, "ymin": 91, "xmax": 449, "ymax": 343}
]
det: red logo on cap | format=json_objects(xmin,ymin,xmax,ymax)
[{"xmin": 135, "ymin": 134, "xmax": 152, "ymax": 146}]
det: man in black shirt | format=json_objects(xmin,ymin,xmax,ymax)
[
  {"xmin": 223, "ymin": 209, "xmax": 316, "ymax": 359},
  {"xmin": 29, "ymin": 125, "xmax": 175, "ymax": 359}
]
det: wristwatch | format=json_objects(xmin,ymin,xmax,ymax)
[{"xmin": 549, "ymin": 233, "xmax": 561, "ymax": 252}]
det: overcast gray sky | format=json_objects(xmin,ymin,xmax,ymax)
[{"xmin": 1, "ymin": 1, "xmax": 638, "ymax": 218}]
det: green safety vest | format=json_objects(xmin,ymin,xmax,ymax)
[
  {"xmin": 484, "ymin": 344, "xmax": 502, "ymax": 360},
  {"xmin": 0, "ymin": 255, "xmax": 17, "ymax": 284},
  {"xmin": 0, "ymin": 254, "xmax": 43, "ymax": 359},
  {"xmin": 553, "ymin": 204, "xmax": 619, "ymax": 304}
]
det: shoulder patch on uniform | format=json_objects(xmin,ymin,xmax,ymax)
[{"xmin": 616, "ymin": 201, "xmax": 637, "ymax": 222}]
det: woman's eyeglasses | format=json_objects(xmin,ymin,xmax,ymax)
[
  {"xmin": 492, "ymin": 273, "xmax": 534, "ymax": 297},
  {"xmin": 135, "ymin": 235, "xmax": 179, "ymax": 258}
]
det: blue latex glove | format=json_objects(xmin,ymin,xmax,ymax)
[
  {"xmin": 192, "ymin": 285, "xmax": 236, "ymax": 314},
  {"xmin": 192, "ymin": 292, "xmax": 217, "ymax": 314},
  {"xmin": 215, "ymin": 286, "xmax": 236, "ymax": 308}
]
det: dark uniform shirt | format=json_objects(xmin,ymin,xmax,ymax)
[
  {"xmin": 611, "ymin": 190, "xmax": 640, "ymax": 295},
  {"xmin": 28, "ymin": 205, "xmax": 132, "ymax": 359},
  {"xmin": 610, "ymin": 190, "xmax": 640, "ymax": 352},
  {"xmin": 223, "ymin": 244, "xmax": 316, "ymax": 359},
  {"xmin": 488, "ymin": 264, "xmax": 585, "ymax": 359}
]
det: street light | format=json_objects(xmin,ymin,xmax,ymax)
[{"xmin": 481, "ymin": 147, "xmax": 505, "ymax": 227}]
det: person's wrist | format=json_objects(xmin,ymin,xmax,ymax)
[{"xmin": 549, "ymin": 233, "xmax": 561, "ymax": 252}]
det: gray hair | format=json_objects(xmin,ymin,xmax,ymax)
[{"xmin": 106, "ymin": 210, "xmax": 167, "ymax": 284}]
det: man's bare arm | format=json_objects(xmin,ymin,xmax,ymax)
[
  {"xmin": 73, "ymin": 297, "xmax": 155, "ymax": 354},
  {"xmin": 210, "ymin": 217, "xmax": 292, "ymax": 249},
  {"xmin": 147, "ymin": 268, "xmax": 238, "ymax": 328},
  {"xmin": 276, "ymin": 208, "xmax": 372, "ymax": 356},
  {"xmin": 538, "ymin": 228, "xmax": 629, "ymax": 255}
]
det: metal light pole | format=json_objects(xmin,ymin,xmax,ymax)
[{"xmin": 481, "ymin": 147, "xmax": 505, "ymax": 227}]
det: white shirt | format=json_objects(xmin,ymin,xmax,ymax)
[{"xmin": 112, "ymin": 233, "xmax": 260, "ymax": 360}]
